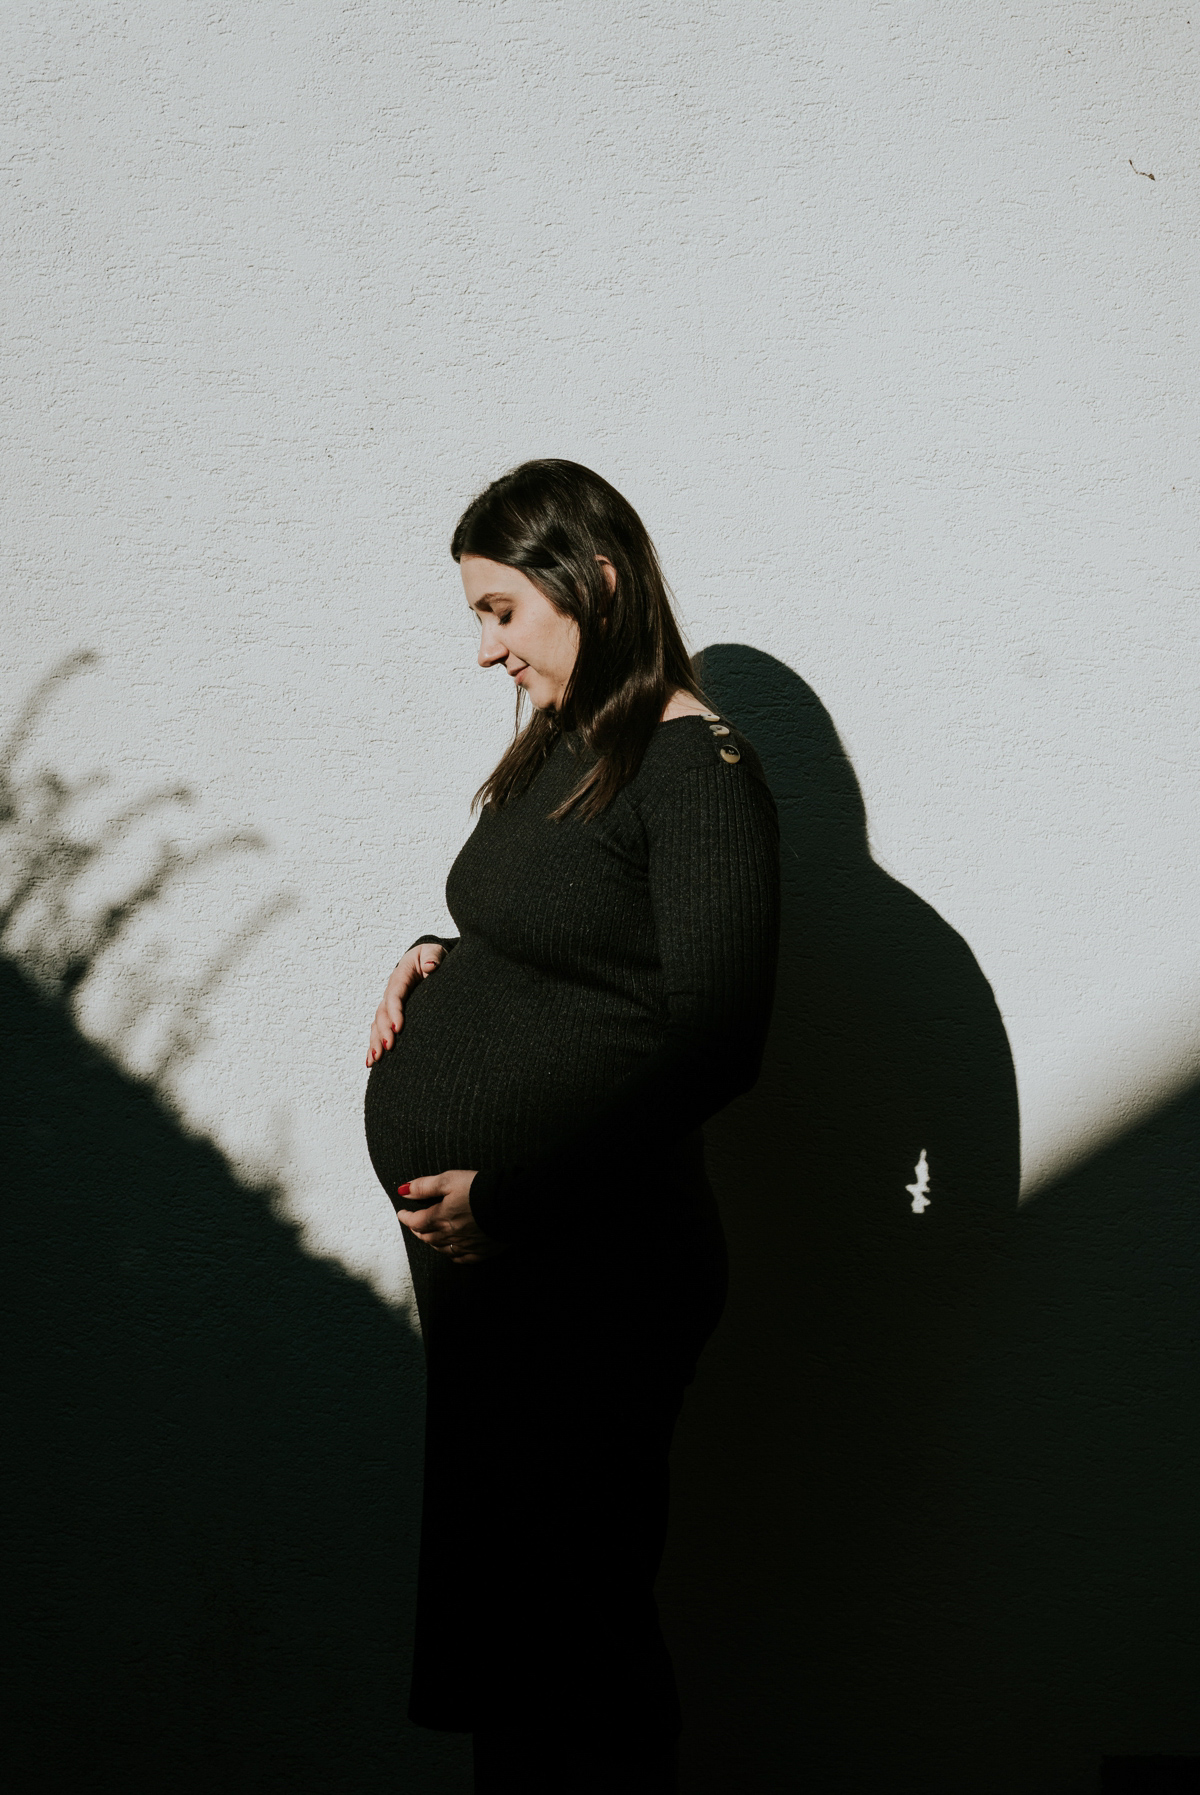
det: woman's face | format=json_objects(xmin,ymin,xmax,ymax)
[{"xmin": 461, "ymin": 555, "xmax": 581, "ymax": 712}]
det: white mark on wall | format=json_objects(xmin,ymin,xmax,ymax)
[{"xmin": 906, "ymin": 1149, "xmax": 931, "ymax": 1214}]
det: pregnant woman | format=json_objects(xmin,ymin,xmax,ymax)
[{"xmin": 364, "ymin": 460, "xmax": 780, "ymax": 1795}]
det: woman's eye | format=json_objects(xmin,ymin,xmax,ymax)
[{"xmin": 496, "ymin": 613, "xmax": 512, "ymax": 627}]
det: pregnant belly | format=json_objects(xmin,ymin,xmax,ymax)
[{"xmin": 363, "ymin": 943, "xmax": 662, "ymax": 1197}]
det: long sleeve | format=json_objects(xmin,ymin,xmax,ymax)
[
  {"xmin": 468, "ymin": 756, "xmax": 780, "ymax": 1245},
  {"xmin": 406, "ymin": 934, "xmax": 460, "ymax": 956}
]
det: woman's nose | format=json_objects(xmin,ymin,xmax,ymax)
[{"xmin": 478, "ymin": 625, "xmax": 506, "ymax": 669}]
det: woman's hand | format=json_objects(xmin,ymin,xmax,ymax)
[
  {"xmin": 367, "ymin": 942, "xmax": 445, "ymax": 1067},
  {"xmin": 396, "ymin": 1170, "xmax": 502, "ymax": 1265}
]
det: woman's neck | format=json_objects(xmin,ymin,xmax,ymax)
[{"xmin": 660, "ymin": 688, "xmax": 712, "ymax": 722}]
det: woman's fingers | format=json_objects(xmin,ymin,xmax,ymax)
[
  {"xmin": 401, "ymin": 1214, "xmax": 473, "ymax": 1253},
  {"xmin": 393, "ymin": 1169, "xmax": 489, "ymax": 1256},
  {"xmin": 397, "ymin": 1212, "xmax": 438, "ymax": 1236},
  {"xmin": 396, "ymin": 1178, "xmax": 440, "ymax": 1223},
  {"xmin": 396, "ymin": 1178, "xmax": 456, "ymax": 1235},
  {"xmin": 404, "ymin": 1174, "xmax": 445, "ymax": 1207},
  {"xmin": 367, "ymin": 999, "xmax": 403, "ymax": 1065},
  {"xmin": 366, "ymin": 947, "xmax": 445, "ymax": 1066}
]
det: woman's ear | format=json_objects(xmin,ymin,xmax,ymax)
[{"xmin": 595, "ymin": 555, "xmax": 617, "ymax": 595}]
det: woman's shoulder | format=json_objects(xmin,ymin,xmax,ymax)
[{"xmin": 631, "ymin": 707, "xmax": 773, "ymax": 804}]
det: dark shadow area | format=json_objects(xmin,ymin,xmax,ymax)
[
  {"xmin": 1, "ymin": 957, "xmax": 468, "ymax": 1794},
  {"xmin": 659, "ymin": 643, "xmax": 1023, "ymax": 1793},
  {"xmin": 1102, "ymin": 1760, "xmax": 1200, "ymax": 1794},
  {"xmin": 659, "ymin": 646, "xmax": 1198, "ymax": 1792},
  {"xmin": 7, "ymin": 651, "xmax": 1195, "ymax": 1793},
  {"xmin": 1, "ymin": 661, "xmax": 468, "ymax": 1793},
  {"xmin": 976, "ymin": 1082, "xmax": 1200, "ymax": 1792}
]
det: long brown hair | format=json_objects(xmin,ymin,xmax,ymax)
[{"xmin": 452, "ymin": 460, "xmax": 704, "ymax": 820}]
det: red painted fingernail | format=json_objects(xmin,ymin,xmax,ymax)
[{"xmin": 397, "ymin": 1183, "xmax": 411, "ymax": 1197}]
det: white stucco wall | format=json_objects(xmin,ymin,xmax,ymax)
[{"xmin": 4, "ymin": 1, "xmax": 1197, "ymax": 1301}]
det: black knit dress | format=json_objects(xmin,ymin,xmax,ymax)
[{"xmin": 364, "ymin": 712, "xmax": 780, "ymax": 1758}]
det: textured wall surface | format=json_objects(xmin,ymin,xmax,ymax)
[{"xmin": 3, "ymin": 3, "xmax": 1197, "ymax": 1281}]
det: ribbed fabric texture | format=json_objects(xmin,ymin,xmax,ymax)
[{"xmin": 365, "ymin": 715, "xmax": 781, "ymax": 1241}]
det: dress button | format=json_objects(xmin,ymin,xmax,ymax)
[
  {"xmin": 719, "ymin": 746, "xmax": 741, "ymax": 764},
  {"xmin": 699, "ymin": 710, "xmax": 719, "ymax": 722},
  {"xmin": 709, "ymin": 724, "xmax": 730, "ymax": 736}
]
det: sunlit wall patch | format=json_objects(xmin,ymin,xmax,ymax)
[{"xmin": 906, "ymin": 1149, "xmax": 931, "ymax": 1214}]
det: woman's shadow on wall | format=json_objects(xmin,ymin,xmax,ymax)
[{"xmin": 658, "ymin": 644, "xmax": 1022, "ymax": 1793}]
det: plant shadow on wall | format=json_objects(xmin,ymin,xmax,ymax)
[
  {"xmin": 658, "ymin": 647, "xmax": 1199, "ymax": 1795},
  {"xmin": 2, "ymin": 658, "xmax": 464, "ymax": 1794}
]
